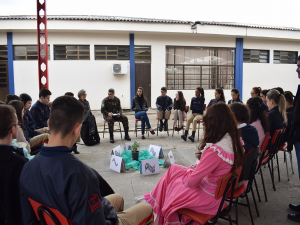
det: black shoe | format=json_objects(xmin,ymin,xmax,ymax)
[
  {"xmin": 142, "ymin": 136, "xmax": 145, "ymax": 139},
  {"xmin": 159, "ymin": 123, "xmax": 163, "ymax": 132},
  {"xmin": 188, "ymin": 135, "xmax": 195, "ymax": 142},
  {"xmin": 289, "ymin": 204, "xmax": 300, "ymax": 212},
  {"xmin": 150, "ymin": 130, "xmax": 155, "ymax": 135},
  {"xmin": 125, "ymin": 136, "xmax": 131, "ymax": 141},
  {"xmin": 164, "ymin": 123, "xmax": 168, "ymax": 131},
  {"xmin": 110, "ymin": 138, "xmax": 115, "ymax": 143},
  {"xmin": 181, "ymin": 134, "xmax": 187, "ymax": 141},
  {"xmin": 288, "ymin": 213, "xmax": 300, "ymax": 222}
]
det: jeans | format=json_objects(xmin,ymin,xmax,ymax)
[
  {"xmin": 135, "ymin": 111, "xmax": 151, "ymax": 135},
  {"xmin": 294, "ymin": 141, "xmax": 300, "ymax": 180}
]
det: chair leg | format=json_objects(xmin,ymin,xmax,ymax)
[
  {"xmin": 251, "ymin": 186, "xmax": 259, "ymax": 217},
  {"xmin": 245, "ymin": 193, "xmax": 255, "ymax": 225},
  {"xmin": 260, "ymin": 167, "xmax": 268, "ymax": 202},
  {"xmin": 253, "ymin": 176, "xmax": 261, "ymax": 202},
  {"xmin": 135, "ymin": 121, "xmax": 138, "ymax": 137},
  {"xmin": 269, "ymin": 160, "xmax": 276, "ymax": 191},
  {"xmin": 119, "ymin": 122, "xmax": 122, "ymax": 139},
  {"xmin": 167, "ymin": 122, "xmax": 169, "ymax": 136},
  {"xmin": 276, "ymin": 153, "xmax": 280, "ymax": 182},
  {"xmin": 197, "ymin": 122, "xmax": 200, "ymax": 141},
  {"xmin": 235, "ymin": 201, "xmax": 239, "ymax": 225},
  {"xmin": 172, "ymin": 121, "xmax": 175, "ymax": 137},
  {"xmin": 157, "ymin": 120, "xmax": 159, "ymax": 136},
  {"xmin": 284, "ymin": 151, "xmax": 290, "ymax": 181},
  {"xmin": 290, "ymin": 152, "xmax": 295, "ymax": 174}
]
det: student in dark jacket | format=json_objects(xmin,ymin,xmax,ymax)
[
  {"xmin": 207, "ymin": 88, "xmax": 225, "ymax": 108},
  {"xmin": 78, "ymin": 89, "xmax": 100, "ymax": 146},
  {"xmin": 19, "ymin": 96, "xmax": 153, "ymax": 225},
  {"xmin": 228, "ymin": 88, "xmax": 243, "ymax": 105},
  {"xmin": 0, "ymin": 105, "xmax": 28, "ymax": 225},
  {"xmin": 173, "ymin": 91, "xmax": 186, "ymax": 132},
  {"xmin": 181, "ymin": 87, "xmax": 205, "ymax": 142},
  {"xmin": 132, "ymin": 87, "xmax": 155, "ymax": 139},
  {"xmin": 283, "ymin": 91, "xmax": 294, "ymax": 143},
  {"xmin": 30, "ymin": 88, "xmax": 51, "ymax": 129},
  {"xmin": 156, "ymin": 87, "xmax": 173, "ymax": 132},
  {"xmin": 266, "ymin": 89, "xmax": 286, "ymax": 141}
]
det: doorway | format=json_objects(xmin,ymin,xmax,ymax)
[
  {"xmin": 135, "ymin": 63, "xmax": 151, "ymax": 107},
  {"xmin": 0, "ymin": 61, "xmax": 9, "ymax": 102}
]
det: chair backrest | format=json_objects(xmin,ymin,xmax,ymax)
[
  {"xmin": 241, "ymin": 147, "xmax": 259, "ymax": 183},
  {"xmin": 260, "ymin": 132, "xmax": 270, "ymax": 153},
  {"xmin": 269, "ymin": 129, "xmax": 284, "ymax": 156},
  {"xmin": 28, "ymin": 198, "xmax": 72, "ymax": 225},
  {"xmin": 203, "ymin": 104, "xmax": 207, "ymax": 111}
]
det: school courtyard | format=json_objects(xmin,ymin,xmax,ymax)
[{"xmin": 74, "ymin": 109, "xmax": 300, "ymax": 225}]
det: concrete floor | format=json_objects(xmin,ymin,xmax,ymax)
[{"xmin": 75, "ymin": 110, "xmax": 300, "ymax": 225}]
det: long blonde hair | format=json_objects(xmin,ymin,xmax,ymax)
[{"xmin": 267, "ymin": 89, "xmax": 287, "ymax": 123}]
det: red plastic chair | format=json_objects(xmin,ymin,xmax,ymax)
[
  {"xmin": 172, "ymin": 106, "xmax": 189, "ymax": 137},
  {"xmin": 197, "ymin": 104, "xmax": 206, "ymax": 141},
  {"xmin": 177, "ymin": 167, "xmax": 241, "ymax": 225},
  {"xmin": 28, "ymin": 198, "xmax": 72, "ymax": 225}
]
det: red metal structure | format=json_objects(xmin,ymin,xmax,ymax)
[{"xmin": 37, "ymin": 0, "xmax": 49, "ymax": 90}]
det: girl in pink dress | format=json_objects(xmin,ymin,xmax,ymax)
[{"xmin": 144, "ymin": 102, "xmax": 245, "ymax": 225}]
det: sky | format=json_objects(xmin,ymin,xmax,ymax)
[{"xmin": 1, "ymin": 0, "xmax": 300, "ymax": 28}]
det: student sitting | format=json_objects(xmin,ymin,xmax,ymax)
[
  {"xmin": 173, "ymin": 91, "xmax": 186, "ymax": 131},
  {"xmin": 30, "ymin": 88, "xmax": 51, "ymax": 129},
  {"xmin": 143, "ymin": 102, "xmax": 244, "ymax": 224},
  {"xmin": 19, "ymin": 96, "xmax": 153, "ymax": 225},
  {"xmin": 260, "ymin": 89, "xmax": 270, "ymax": 110},
  {"xmin": 266, "ymin": 89, "xmax": 286, "ymax": 147},
  {"xmin": 156, "ymin": 87, "xmax": 173, "ymax": 132},
  {"xmin": 181, "ymin": 87, "xmax": 205, "ymax": 142},
  {"xmin": 247, "ymin": 97, "xmax": 270, "ymax": 150},
  {"xmin": 229, "ymin": 102, "xmax": 259, "ymax": 154},
  {"xmin": 228, "ymin": 88, "xmax": 242, "ymax": 104},
  {"xmin": 4, "ymin": 94, "xmax": 21, "ymax": 104},
  {"xmin": 207, "ymin": 88, "xmax": 225, "ymax": 108},
  {"xmin": 132, "ymin": 87, "xmax": 155, "ymax": 139},
  {"xmin": 0, "ymin": 105, "xmax": 28, "ymax": 225},
  {"xmin": 251, "ymin": 87, "xmax": 261, "ymax": 97}
]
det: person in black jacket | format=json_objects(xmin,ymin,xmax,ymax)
[
  {"xmin": 30, "ymin": 88, "xmax": 51, "ymax": 129},
  {"xmin": 207, "ymin": 88, "xmax": 225, "ymax": 108},
  {"xmin": 288, "ymin": 56, "xmax": 300, "ymax": 222},
  {"xmin": 156, "ymin": 87, "xmax": 173, "ymax": 132},
  {"xmin": 0, "ymin": 105, "xmax": 28, "ymax": 225},
  {"xmin": 266, "ymin": 89, "xmax": 286, "ymax": 143},
  {"xmin": 228, "ymin": 88, "xmax": 243, "ymax": 105},
  {"xmin": 19, "ymin": 96, "xmax": 153, "ymax": 225},
  {"xmin": 132, "ymin": 87, "xmax": 155, "ymax": 139},
  {"xmin": 78, "ymin": 89, "xmax": 100, "ymax": 146},
  {"xmin": 181, "ymin": 87, "xmax": 205, "ymax": 142},
  {"xmin": 283, "ymin": 91, "xmax": 294, "ymax": 143}
]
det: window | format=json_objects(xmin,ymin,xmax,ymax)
[
  {"xmin": 243, "ymin": 49, "xmax": 269, "ymax": 63},
  {"xmin": 135, "ymin": 46, "xmax": 151, "ymax": 63},
  {"xmin": 0, "ymin": 46, "xmax": 7, "ymax": 61},
  {"xmin": 54, "ymin": 45, "xmax": 90, "ymax": 60},
  {"xmin": 166, "ymin": 46, "xmax": 235, "ymax": 90},
  {"xmin": 274, "ymin": 51, "xmax": 298, "ymax": 64},
  {"xmin": 95, "ymin": 46, "xmax": 129, "ymax": 60},
  {"xmin": 14, "ymin": 45, "xmax": 50, "ymax": 60}
]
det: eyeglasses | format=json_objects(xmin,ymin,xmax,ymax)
[
  {"xmin": 83, "ymin": 94, "xmax": 87, "ymax": 96},
  {"xmin": 250, "ymin": 92, "xmax": 255, "ymax": 95},
  {"xmin": 8, "ymin": 123, "xmax": 22, "ymax": 131}
]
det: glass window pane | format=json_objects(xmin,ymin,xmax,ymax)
[
  {"xmin": 27, "ymin": 51, "xmax": 38, "ymax": 55},
  {"xmin": 107, "ymin": 51, "xmax": 117, "ymax": 55},
  {"xmin": 67, "ymin": 56, "xmax": 78, "ymax": 60},
  {"xmin": 95, "ymin": 56, "xmax": 106, "ymax": 60},
  {"xmin": 79, "ymin": 56, "xmax": 89, "ymax": 60},
  {"xmin": 107, "ymin": 46, "xmax": 118, "ymax": 50},
  {"xmin": 251, "ymin": 50, "xmax": 259, "ymax": 55},
  {"xmin": 79, "ymin": 46, "xmax": 89, "ymax": 50},
  {"xmin": 0, "ymin": 46, "xmax": 7, "ymax": 50},
  {"xmin": 14, "ymin": 46, "xmax": 26, "ymax": 51},
  {"xmin": 55, "ymin": 55, "xmax": 66, "ymax": 60},
  {"xmin": 67, "ymin": 46, "xmax": 78, "ymax": 50},
  {"xmin": 95, "ymin": 46, "xmax": 106, "ymax": 50},
  {"xmin": 107, "ymin": 56, "xmax": 118, "ymax": 60},
  {"xmin": 95, "ymin": 51, "xmax": 106, "ymax": 55},
  {"xmin": 79, "ymin": 51, "xmax": 89, "ymax": 55},
  {"xmin": 55, "ymin": 46, "xmax": 66, "ymax": 50},
  {"xmin": 0, "ymin": 84, "xmax": 7, "ymax": 87},
  {"xmin": 67, "ymin": 51, "xmax": 78, "ymax": 55},
  {"xmin": 15, "ymin": 51, "xmax": 26, "ymax": 56},
  {"xmin": 15, "ymin": 56, "xmax": 26, "ymax": 60},
  {"xmin": 27, "ymin": 46, "xmax": 37, "ymax": 51}
]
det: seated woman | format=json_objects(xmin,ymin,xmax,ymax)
[
  {"xmin": 173, "ymin": 91, "xmax": 186, "ymax": 131},
  {"xmin": 144, "ymin": 102, "xmax": 244, "ymax": 224},
  {"xmin": 207, "ymin": 88, "xmax": 225, "ymax": 108},
  {"xmin": 251, "ymin": 87, "xmax": 261, "ymax": 97},
  {"xmin": 247, "ymin": 97, "xmax": 269, "ymax": 150},
  {"xmin": 266, "ymin": 89, "xmax": 286, "ymax": 142},
  {"xmin": 228, "ymin": 88, "xmax": 242, "ymax": 104},
  {"xmin": 260, "ymin": 89, "xmax": 270, "ymax": 111},
  {"xmin": 181, "ymin": 87, "xmax": 205, "ymax": 142},
  {"xmin": 78, "ymin": 89, "xmax": 100, "ymax": 146},
  {"xmin": 229, "ymin": 102, "xmax": 259, "ymax": 154},
  {"xmin": 132, "ymin": 87, "xmax": 155, "ymax": 139}
]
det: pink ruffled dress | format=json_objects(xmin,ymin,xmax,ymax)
[{"xmin": 144, "ymin": 133, "xmax": 234, "ymax": 225}]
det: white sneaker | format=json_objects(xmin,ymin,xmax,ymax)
[{"xmin": 135, "ymin": 195, "xmax": 146, "ymax": 204}]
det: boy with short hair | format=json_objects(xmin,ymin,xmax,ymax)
[
  {"xmin": 30, "ymin": 88, "xmax": 51, "ymax": 129},
  {"xmin": 20, "ymin": 96, "xmax": 153, "ymax": 225},
  {"xmin": 0, "ymin": 105, "xmax": 28, "ymax": 225},
  {"xmin": 156, "ymin": 87, "xmax": 173, "ymax": 131}
]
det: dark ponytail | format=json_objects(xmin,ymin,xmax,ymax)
[{"xmin": 247, "ymin": 97, "xmax": 269, "ymax": 133}]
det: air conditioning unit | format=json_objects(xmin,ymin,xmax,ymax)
[{"xmin": 112, "ymin": 63, "xmax": 128, "ymax": 75}]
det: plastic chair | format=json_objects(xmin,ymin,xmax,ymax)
[
  {"xmin": 177, "ymin": 168, "xmax": 240, "ymax": 225},
  {"xmin": 156, "ymin": 110, "xmax": 171, "ymax": 136},
  {"xmin": 226, "ymin": 147, "xmax": 259, "ymax": 225},
  {"xmin": 134, "ymin": 119, "xmax": 149, "ymax": 137},
  {"xmin": 197, "ymin": 104, "xmax": 206, "ymax": 141},
  {"xmin": 28, "ymin": 198, "xmax": 73, "ymax": 225},
  {"xmin": 172, "ymin": 106, "xmax": 189, "ymax": 137},
  {"xmin": 103, "ymin": 120, "xmax": 122, "ymax": 139}
]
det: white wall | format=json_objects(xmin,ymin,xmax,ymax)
[
  {"xmin": 12, "ymin": 32, "xmax": 131, "ymax": 110},
  {"xmin": 242, "ymin": 38, "xmax": 300, "ymax": 101}
]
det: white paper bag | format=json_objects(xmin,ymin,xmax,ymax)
[
  {"xmin": 140, "ymin": 158, "xmax": 159, "ymax": 175},
  {"xmin": 110, "ymin": 155, "xmax": 125, "ymax": 173}
]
